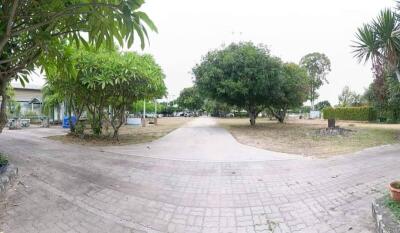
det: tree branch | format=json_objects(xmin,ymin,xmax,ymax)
[
  {"xmin": 0, "ymin": 0, "xmax": 20, "ymax": 53},
  {"xmin": 10, "ymin": 3, "xmax": 122, "ymax": 37}
]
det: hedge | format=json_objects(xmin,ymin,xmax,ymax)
[{"xmin": 323, "ymin": 107, "xmax": 377, "ymax": 121}]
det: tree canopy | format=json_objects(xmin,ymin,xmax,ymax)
[
  {"xmin": 268, "ymin": 63, "xmax": 309, "ymax": 122},
  {"xmin": 44, "ymin": 46, "xmax": 166, "ymax": 138},
  {"xmin": 0, "ymin": 0, "xmax": 156, "ymax": 132},
  {"xmin": 338, "ymin": 86, "xmax": 361, "ymax": 107},
  {"xmin": 299, "ymin": 52, "xmax": 331, "ymax": 110},
  {"xmin": 194, "ymin": 42, "xmax": 309, "ymax": 125},
  {"xmin": 314, "ymin": 100, "xmax": 331, "ymax": 111},
  {"xmin": 176, "ymin": 86, "xmax": 204, "ymax": 111}
]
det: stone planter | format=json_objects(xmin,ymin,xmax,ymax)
[
  {"xmin": 0, "ymin": 165, "xmax": 18, "ymax": 195},
  {"xmin": 372, "ymin": 196, "xmax": 400, "ymax": 233},
  {"xmin": 389, "ymin": 181, "xmax": 400, "ymax": 202},
  {"xmin": 0, "ymin": 164, "xmax": 8, "ymax": 174}
]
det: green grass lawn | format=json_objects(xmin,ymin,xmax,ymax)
[{"xmin": 218, "ymin": 118, "xmax": 400, "ymax": 157}]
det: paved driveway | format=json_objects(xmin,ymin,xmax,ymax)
[{"xmin": 0, "ymin": 117, "xmax": 399, "ymax": 233}]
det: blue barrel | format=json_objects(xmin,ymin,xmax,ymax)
[{"xmin": 62, "ymin": 116, "xmax": 77, "ymax": 128}]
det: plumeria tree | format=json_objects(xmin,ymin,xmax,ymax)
[{"xmin": 44, "ymin": 47, "xmax": 166, "ymax": 139}]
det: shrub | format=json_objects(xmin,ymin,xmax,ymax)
[
  {"xmin": 0, "ymin": 154, "xmax": 8, "ymax": 166},
  {"xmin": 323, "ymin": 107, "xmax": 377, "ymax": 121}
]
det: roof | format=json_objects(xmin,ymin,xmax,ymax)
[{"xmin": 11, "ymin": 82, "xmax": 42, "ymax": 90}]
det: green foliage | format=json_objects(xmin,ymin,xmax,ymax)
[
  {"xmin": 203, "ymin": 99, "xmax": 233, "ymax": 117},
  {"xmin": 299, "ymin": 52, "xmax": 331, "ymax": 108},
  {"xmin": 176, "ymin": 86, "xmax": 204, "ymax": 111},
  {"xmin": 362, "ymin": 75, "xmax": 400, "ymax": 122},
  {"xmin": 0, "ymin": 0, "xmax": 156, "ymax": 133},
  {"xmin": 384, "ymin": 195, "xmax": 400, "ymax": 221},
  {"xmin": 314, "ymin": 101, "xmax": 331, "ymax": 111},
  {"xmin": 0, "ymin": 153, "xmax": 8, "ymax": 166},
  {"xmin": 131, "ymin": 100, "xmax": 165, "ymax": 114},
  {"xmin": 269, "ymin": 63, "xmax": 309, "ymax": 122},
  {"xmin": 194, "ymin": 42, "xmax": 310, "ymax": 124},
  {"xmin": 323, "ymin": 107, "xmax": 377, "ymax": 121},
  {"xmin": 353, "ymin": 8, "xmax": 400, "ymax": 82},
  {"xmin": 0, "ymin": 0, "xmax": 157, "ymax": 84},
  {"xmin": 44, "ymin": 46, "xmax": 166, "ymax": 138},
  {"xmin": 338, "ymin": 86, "xmax": 362, "ymax": 107},
  {"xmin": 5, "ymin": 85, "xmax": 21, "ymax": 117}
]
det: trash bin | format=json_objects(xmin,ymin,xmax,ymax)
[{"xmin": 62, "ymin": 116, "xmax": 77, "ymax": 128}]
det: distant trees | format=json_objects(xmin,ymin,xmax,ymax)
[
  {"xmin": 314, "ymin": 100, "xmax": 331, "ymax": 111},
  {"xmin": 44, "ymin": 47, "xmax": 166, "ymax": 139},
  {"xmin": 338, "ymin": 86, "xmax": 361, "ymax": 107},
  {"xmin": 299, "ymin": 53, "xmax": 331, "ymax": 110},
  {"xmin": 176, "ymin": 86, "xmax": 204, "ymax": 112},
  {"xmin": 194, "ymin": 42, "xmax": 310, "ymax": 125}
]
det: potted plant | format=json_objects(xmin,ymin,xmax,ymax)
[
  {"xmin": 389, "ymin": 181, "xmax": 400, "ymax": 202},
  {"xmin": 0, "ymin": 154, "xmax": 8, "ymax": 174}
]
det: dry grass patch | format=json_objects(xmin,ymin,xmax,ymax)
[
  {"xmin": 48, "ymin": 117, "xmax": 191, "ymax": 146},
  {"xmin": 218, "ymin": 118, "xmax": 400, "ymax": 158}
]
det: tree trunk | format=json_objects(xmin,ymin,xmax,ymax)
[
  {"xmin": 249, "ymin": 111, "xmax": 256, "ymax": 126},
  {"xmin": 269, "ymin": 107, "xmax": 287, "ymax": 123},
  {"xmin": 112, "ymin": 128, "xmax": 119, "ymax": 140},
  {"xmin": 0, "ymin": 79, "xmax": 9, "ymax": 133}
]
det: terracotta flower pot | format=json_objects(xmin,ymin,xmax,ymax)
[{"xmin": 389, "ymin": 181, "xmax": 400, "ymax": 202}]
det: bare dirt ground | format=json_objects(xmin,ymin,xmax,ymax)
[
  {"xmin": 48, "ymin": 117, "xmax": 191, "ymax": 146},
  {"xmin": 218, "ymin": 117, "xmax": 400, "ymax": 158}
]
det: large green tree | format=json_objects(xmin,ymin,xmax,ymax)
[
  {"xmin": 0, "ymin": 0, "xmax": 157, "ymax": 132},
  {"xmin": 299, "ymin": 52, "xmax": 331, "ymax": 110},
  {"xmin": 193, "ymin": 42, "xmax": 283, "ymax": 126},
  {"xmin": 268, "ymin": 63, "xmax": 309, "ymax": 123},
  {"xmin": 176, "ymin": 86, "xmax": 204, "ymax": 111},
  {"xmin": 44, "ymin": 47, "xmax": 166, "ymax": 138}
]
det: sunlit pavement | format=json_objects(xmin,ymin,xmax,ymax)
[{"xmin": 0, "ymin": 117, "xmax": 399, "ymax": 232}]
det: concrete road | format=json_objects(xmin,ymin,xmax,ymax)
[{"xmin": 0, "ymin": 117, "xmax": 399, "ymax": 233}]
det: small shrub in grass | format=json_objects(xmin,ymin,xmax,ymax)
[
  {"xmin": 0, "ymin": 154, "xmax": 8, "ymax": 166},
  {"xmin": 385, "ymin": 195, "xmax": 400, "ymax": 221},
  {"xmin": 323, "ymin": 107, "xmax": 377, "ymax": 121}
]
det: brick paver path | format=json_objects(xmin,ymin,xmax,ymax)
[{"xmin": 0, "ymin": 117, "xmax": 399, "ymax": 233}]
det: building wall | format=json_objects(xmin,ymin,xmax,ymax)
[
  {"xmin": 14, "ymin": 88, "xmax": 42, "ymax": 115},
  {"xmin": 14, "ymin": 89, "xmax": 42, "ymax": 102}
]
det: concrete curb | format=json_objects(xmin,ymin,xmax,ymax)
[
  {"xmin": 0, "ymin": 165, "xmax": 18, "ymax": 195},
  {"xmin": 372, "ymin": 197, "xmax": 400, "ymax": 233}
]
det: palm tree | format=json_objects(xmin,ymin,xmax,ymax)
[{"xmin": 353, "ymin": 9, "xmax": 400, "ymax": 82}]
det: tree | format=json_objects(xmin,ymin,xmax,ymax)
[
  {"xmin": 338, "ymin": 86, "xmax": 362, "ymax": 107},
  {"xmin": 105, "ymin": 53, "xmax": 166, "ymax": 138},
  {"xmin": 194, "ymin": 42, "xmax": 283, "ymax": 125},
  {"xmin": 0, "ymin": 0, "xmax": 157, "ymax": 133},
  {"xmin": 44, "ymin": 47, "xmax": 166, "ymax": 139},
  {"xmin": 314, "ymin": 100, "xmax": 331, "ymax": 111},
  {"xmin": 176, "ymin": 86, "xmax": 204, "ymax": 111},
  {"xmin": 362, "ymin": 74, "xmax": 400, "ymax": 122},
  {"xmin": 268, "ymin": 63, "xmax": 309, "ymax": 123},
  {"xmin": 353, "ymin": 8, "xmax": 400, "ymax": 83},
  {"xmin": 203, "ymin": 99, "xmax": 232, "ymax": 117},
  {"xmin": 299, "ymin": 52, "xmax": 331, "ymax": 110}
]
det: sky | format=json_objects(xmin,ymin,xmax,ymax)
[
  {"xmin": 28, "ymin": 0, "xmax": 396, "ymax": 105},
  {"xmin": 134, "ymin": 0, "xmax": 396, "ymax": 105}
]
